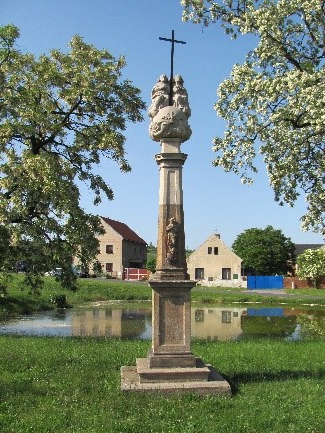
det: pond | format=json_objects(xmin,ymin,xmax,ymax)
[{"xmin": 1, "ymin": 303, "xmax": 325, "ymax": 341}]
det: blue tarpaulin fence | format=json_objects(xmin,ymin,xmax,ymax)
[
  {"xmin": 247, "ymin": 308, "xmax": 284, "ymax": 316},
  {"xmin": 247, "ymin": 275, "xmax": 283, "ymax": 290}
]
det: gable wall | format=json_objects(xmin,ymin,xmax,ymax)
[
  {"xmin": 187, "ymin": 234, "xmax": 242, "ymax": 281},
  {"xmin": 96, "ymin": 222, "xmax": 124, "ymax": 277}
]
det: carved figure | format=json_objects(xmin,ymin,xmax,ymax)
[
  {"xmin": 166, "ymin": 217, "xmax": 179, "ymax": 265},
  {"xmin": 148, "ymin": 75, "xmax": 170, "ymax": 119},
  {"xmin": 149, "ymin": 106, "xmax": 192, "ymax": 142},
  {"xmin": 172, "ymin": 75, "xmax": 191, "ymax": 118}
]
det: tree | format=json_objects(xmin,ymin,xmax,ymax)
[
  {"xmin": 0, "ymin": 25, "xmax": 145, "ymax": 289},
  {"xmin": 182, "ymin": 1, "xmax": 325, "ymax": 234},
  {"xmin": 297, "ymin": 248, "xmax": 325, "ymax": 288},
  {"xmin": 232, "ymin": 225, "xmax": 295, "ymax": 275},
  {"xmin": 146, "ymin": 257, "xmax": 156, "ymax": 274}
]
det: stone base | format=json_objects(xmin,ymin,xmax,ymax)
[
  {"xmin": 147, "ymin": 349, "xmax": 197, "ymax": 368},
  {"xmin": 121, "ymin": 358, "xmax": 232, "ymax": 395},
  {"xmin": 150, "ymin": 269, "xmax": 190, "ymax": 281},
  {"xmin": 137, "ymin": 357, "xmax": 209, "ymax": 382}
]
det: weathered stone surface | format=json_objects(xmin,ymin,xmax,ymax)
[
  {"xmin": 120, "ymin": 74, "xmax": 231, "ymax": 395},
  {"xmin": 137, "ymin": 358, "xmax": 210, "ymax": 383},
  {"xmin": 121, "ymin": 363, "xmax": 232, "ymax": 395},
  {"xmin": 153, "ymin": 139, "xmax": 189, "ymax": 280},
  {"xmin": 148, "ymin": 281, "xmax": 195, "ymax": 367},
  {"xmin": 149, "ymin": 106, "xmax": 192, "ymax": 143}
]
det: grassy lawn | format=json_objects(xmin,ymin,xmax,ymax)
[
  {"xmin": 1, "ymin": 336, "xmax": 324, "ymax": 433},
  {"xmin": 1, "ymin": 274, "xmax": 325, "ymax": 320},
  {"xmin": 1, "ymin": 276, "xmax": 325, "ymax": 432}
]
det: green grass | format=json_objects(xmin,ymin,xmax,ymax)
[
  {"xmin": 1, "ymin": 275, "xmax": 325, "ymax": 321},
  {"xmin": 1, "ymin": 336, "xmax": 324, "ymax": 433},
  {"xmin": 0, "ymin": 275, "xmax": 152, "ymax": 320},
  {"xmin": 1, "ymin": 277, "xmax": 325, "ymax": 432},
  {"xmin": 192, "ymin": 285, "xmax": 325, "ymax": 306}
]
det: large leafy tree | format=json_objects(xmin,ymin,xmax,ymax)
[
  {"xmin": 182, "ymin": 1, "xmax": 325, "ymax": 234},
  {"xmin": 0, "ymin": 25, "xmax": 145, "ymax": 288},
  {"xmin": 232, "ymin": 225, "xmax": 295, "ymax": 275},
  {"xmin": 297, "ymin": 248, "xmax": 325, "ymax": 288}
]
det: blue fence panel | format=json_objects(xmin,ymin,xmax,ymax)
[
  {"xmin": 247, "ymin": 308, "xmax": 284, "ymax": 317},
  {"xmin": 247, "ymin": 275, "xmax": 283, "ymax": 290}
]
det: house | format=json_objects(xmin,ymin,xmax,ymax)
[
  {"xmin": 291, "ymin": 243, "xmax": 324, "ymax": 276},
  {"xmin": 187, "ymin": 233, "xmax": 244, "ymax": 287},
  {"xmin": 77, "ymin": 217, "xmax": 147, "ymax": 279},
  {"xmin": 294, "ymin": 243, "xmax": 324, "ymax": 257}
]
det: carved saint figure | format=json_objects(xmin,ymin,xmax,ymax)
[
  {"xmin": 166, "ymin": 217, "xmax": 179, "ymax": 265},
  {"xmin": 172, "ymin": 75, "xmax": 191, "ymax": 118},
  {"xmin": 148, "ymin": 75, "xmax": 170, "ymax": 119},
  {"xmin": 148, "ymin": 75, "xmax": 192, "ymax": 142}
]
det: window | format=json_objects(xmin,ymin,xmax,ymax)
[
  {"xmin": 222, "ymin": 311, "xmax": 232, "ymax": 323},
  {"xmin": 195, "ymin": 310, "xmax": 204, "ymax": 322},
  {"xmin": 106, "ymin": 245, "xmax": 113, "ymax": 254},
  {"xmin": 208, "ymin": 247, "xmax": 212, "ymax": 254},
  {"xmin": 222, "ymin": 268, "xmax": 231, "ymax": 280},
  {"xmin": 195, "ymin": 268, "xmax": 204, "ymax": 280},
  {"xmin": 105, "ymin": 263, "xmax": 113, "ymax": 272},
  {"xmin": 214, "ymin": 247, "xmax": 218, "ymax": 255}
]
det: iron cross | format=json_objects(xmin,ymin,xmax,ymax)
[{"xmin": 159, "ymin": 30, "xmax": 186, "ymax": 105}]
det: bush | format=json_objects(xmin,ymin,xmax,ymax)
[{"xmin": 50, "ymin": 294, "xmax": 69, "ymax": 308}]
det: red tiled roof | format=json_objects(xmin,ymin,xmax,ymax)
[{"xmin": 101, "ymin": 217, "xmax": 147, "ymax": 245}]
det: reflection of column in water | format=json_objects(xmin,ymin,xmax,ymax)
[{"xmin": 191, "ymin": 308, "xmax": 247, "ymax": 341}]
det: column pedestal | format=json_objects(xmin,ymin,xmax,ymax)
[{"xmin": 121, "ymin": 280, "xmax": 231, "ymax": 395}]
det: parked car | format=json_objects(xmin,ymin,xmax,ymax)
[
  {"xmin": 45, "ymin": 268, "xmax": 62, "ymax": 277},
  {"xmin": 77, "ymin": 269, "xmax": 89, "ymax": 278}
]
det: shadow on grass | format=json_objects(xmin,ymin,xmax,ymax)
[
  {"xmin": 0, "ymin": 379, "xmax": 49, "ymax": 400},
  {"xmin": 225, "ymin": 368, "xmax": 325, "ymax": 395},
  {"xmin": 0, "ymin": 296, "xmax": 52, "ymax": 319}
]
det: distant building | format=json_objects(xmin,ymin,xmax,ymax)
[
  {"xmin": 187, "ymin": 233, "xmax": 244, "ymax": 287},
  {"xmin": 294, "ymin": 244, "xmax": 324, "ymax": 257},
  {"xmin": 292, "ymin": 243, "xmax": 324, "ymax": 276},
  {"xmin": 75, "ymin": 217, "xmax": 147, "ymax": 279}
]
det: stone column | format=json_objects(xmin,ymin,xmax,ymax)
[
  {"xmin": 121, "ymin": 76, "xmax": 231, "ymax": 395},
  {"xmin": 154, "ymin": 137, "xmax": 188, "ymax": 281},
  {"xmin": 145, "ymin": 84, "xmax": 196, "ymax": 368}
]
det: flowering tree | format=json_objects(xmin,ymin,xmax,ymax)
[
  {"xmin": 0, "ymin": 25, "xmax": 145, "ymax": 289},
  {"xmin": 181, "ymin": 1, "xmax": 325, "ymax": 234},
  {"xmin": 297, "ymin": 248, "xmax": 325, "ymax": 288}
]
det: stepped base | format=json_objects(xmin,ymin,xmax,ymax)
[{"xmin": 121, "ymin": 358, "xmax": 231, "ymax": 395}]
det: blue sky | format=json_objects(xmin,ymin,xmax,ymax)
[{"xmin": 2, "ymin": 0, "xmax": 324, "ymax": 249}]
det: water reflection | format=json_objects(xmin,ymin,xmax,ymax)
[{"xmin": 1, "ymin": 305, "xmax": 325, "ymax": 341}]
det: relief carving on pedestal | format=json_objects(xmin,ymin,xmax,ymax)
[{"xmin": 165, "ymin": 216, "xmax": 179, "ymax": 266}]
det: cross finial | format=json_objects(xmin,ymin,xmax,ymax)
[{"xmin": 159, "ymin": 30, "xmax": 186, "ymax": 105}]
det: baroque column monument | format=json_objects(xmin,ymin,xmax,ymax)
[{"xmin": 121, "ymin": 72, "xmax": 231, "ymax": 394}]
